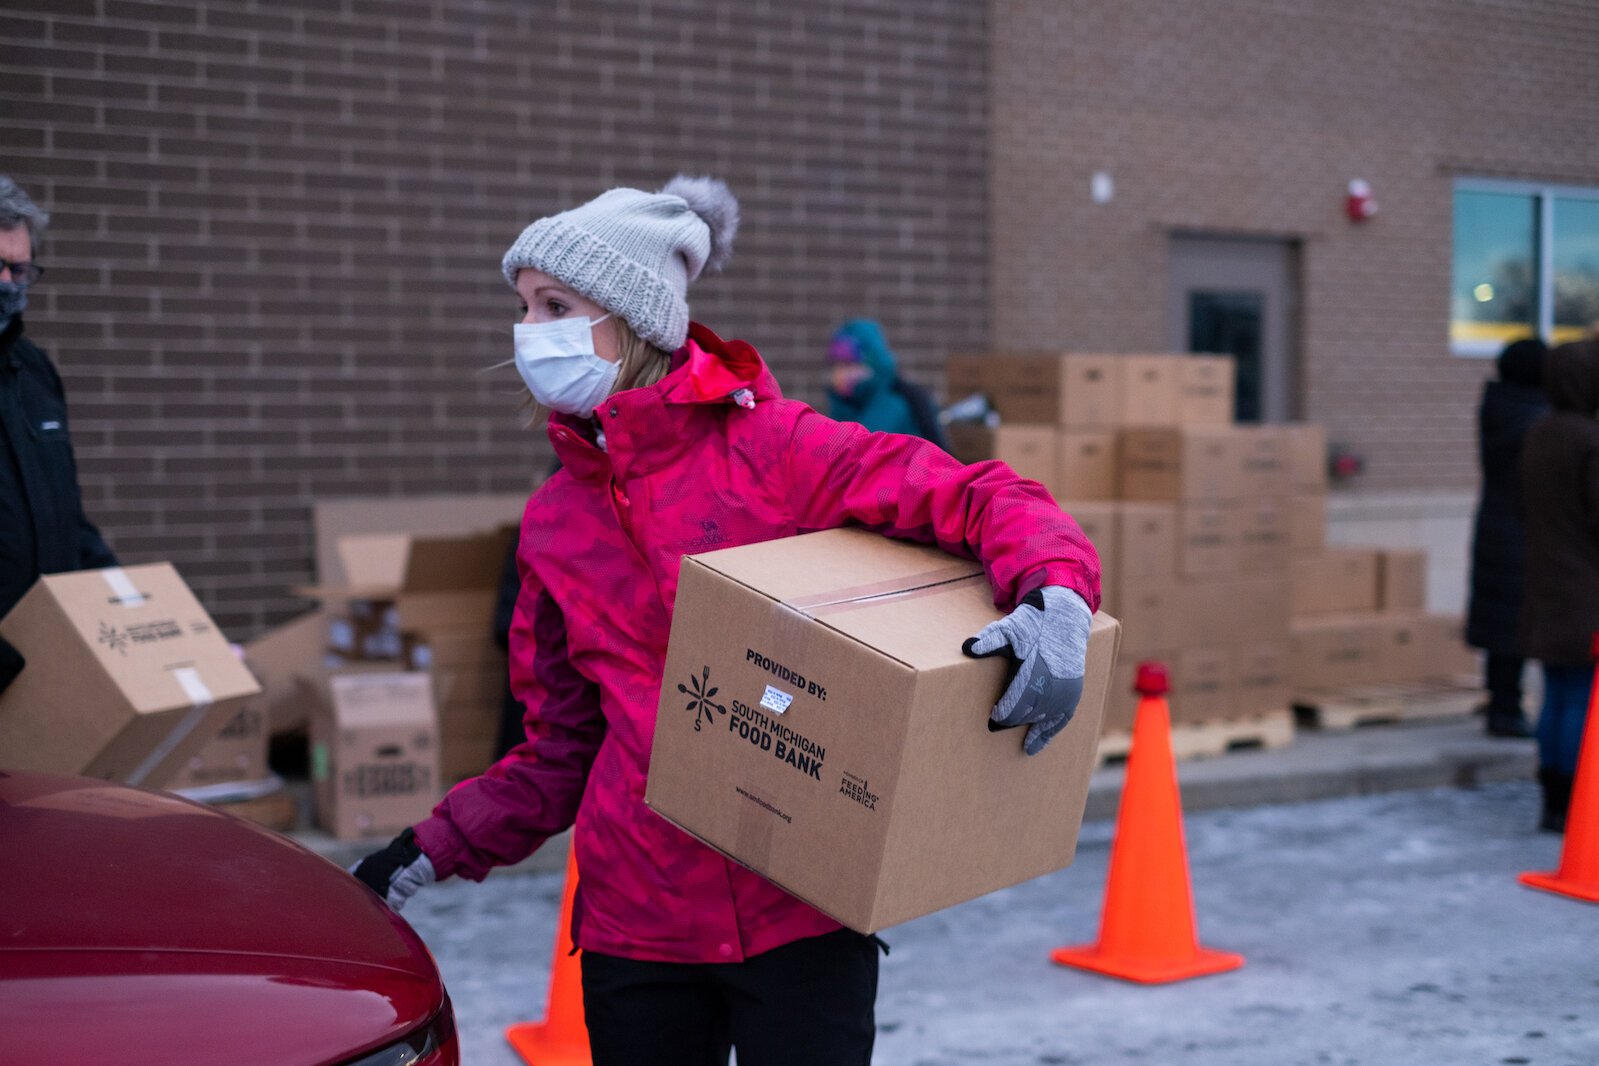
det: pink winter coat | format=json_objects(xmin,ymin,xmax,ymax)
[{"xmin": 413, "ymin": 323, "xmax": 1101, "ymax": 964}]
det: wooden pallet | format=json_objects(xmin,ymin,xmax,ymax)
[
  {"xmin": 1292, "ymin": 680, "xmax": 1479, "ymax": 731},
  {"xmin": 1097, "ymin": 708, "xmax": 1295, "ymax": 766}
]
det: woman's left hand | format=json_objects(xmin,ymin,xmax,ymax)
[{"xmin": 961, "ymin": 586, "xmax": 1092, "ymax": 755}]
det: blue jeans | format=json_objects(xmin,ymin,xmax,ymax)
[{"xmin": 1539, "ymin": 664, "xmax": 1593, "ymax": 775}]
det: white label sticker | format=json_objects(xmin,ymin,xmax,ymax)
[
  {"xmin": 102, "ymin": 567, "xmax": 146, "ymax": 607},
  {"xmin": 759, "ymin": 685, "xmax": 794, "ymax": 715}
]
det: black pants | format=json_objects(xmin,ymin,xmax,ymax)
[
  {"xmin": 579, "ymin": 929, "xmax": 879, "ymax": 1066},
  {"xmin": 1485, "ymin": 653, "xmax": 1526, "ymax": 715}
]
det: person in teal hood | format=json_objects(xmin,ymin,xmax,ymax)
[{"xmin": 827, "ymin": 318, "xmax": 948, "ymax": 449}]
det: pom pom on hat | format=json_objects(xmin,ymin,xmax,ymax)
[{"xmin": 501, "ymin": 175, "xmax": 740, "ymax": 353}]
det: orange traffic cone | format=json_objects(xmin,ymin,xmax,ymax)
[
  {"xmin": 1052, "ymin": 661, "xmax": 1244, "ymax": 983},
  {"xmin": 506, "ymin": 847, "xmax": 592, "ymax": 1064},
  {"xmin": 1519, "ymin": 637, "xmax": 1599, "ymax": 903}
]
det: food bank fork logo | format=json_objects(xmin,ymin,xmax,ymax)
[{"xmin": 678, "ymin": 666, "xmax": 727, "ymax": 732}]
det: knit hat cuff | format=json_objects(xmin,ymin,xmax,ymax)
[{"xmin": 502, "ymin": 216, "xmax": 689, "ymax": 352}]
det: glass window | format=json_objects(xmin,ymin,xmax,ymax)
[
  {"xmin": 1453, "ymin": 181, "xmax": 1599, "ymax": 355},
  {"xmin": 1451, "ymin": 190, "xmax": 1537, "ymax": 348},
  {"xmin": 1553, "ymin": 196, "xmax": 1599, "ymax": 344}
]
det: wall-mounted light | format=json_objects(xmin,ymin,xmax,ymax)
[
  {"xmin": 1346, "ymin": 179, "xmax": 1378, "ymax": 222},
  {"xmin": 1091, "ymin": 171, "xmax": 1114, "ymax": 204}
]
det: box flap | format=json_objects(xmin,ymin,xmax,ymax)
[
  {"xmin": 337, "ymin": 534, "xmax": 412, "ymax": 590},
  {"xmin": 690, "ymin": 528, "xmax": 984, "ymax": 611},
  {"xmin": 304, "ymin": 527, "xmax": 516, "ymax": 603},
  {"xmin": 314, "ymin": 493, "xmax": 530, "ymax": 584},
  {"xmin": 327, "ymin": 671, "xmax": 436, "ymax": 729}
]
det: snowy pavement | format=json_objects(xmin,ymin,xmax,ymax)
[{"xmin": 403, "ymin": 781, "xmax": 1596, "ymax": 1065}]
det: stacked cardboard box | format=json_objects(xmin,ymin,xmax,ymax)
[
  {"xmin": 301, "ymin": 526, "xmax": 515, "ymax": 791},
  {"xmin": 946, "ymin": 352, "xmax": 1297, "ymax": 735},
  {"xmin": 1288, "ymin": 545, "xmax": 1476, "ymax": 694}
]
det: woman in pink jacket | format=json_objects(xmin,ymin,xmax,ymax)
[{"xmin": 354, "ymin": 176, "xmax": 1101, "ymax": 1065}]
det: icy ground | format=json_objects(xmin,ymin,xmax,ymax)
[{"xmin": 404, "ymin": 781, "xmax": 1597, "ymax": 1065}]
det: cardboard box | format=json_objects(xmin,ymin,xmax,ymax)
[
  {"xmin": 1288, "ymin": 492, "xmax": 1328, "ymax": 555},
  {"xmin": 314, "ymin": 493, "xmax": 529, "ymax": 585},
  {"xmin": 1058, "ymin": 501, "xmax": 1118, "ymax": 600},
  {"xmin": 1371, "ymin": 613, "xmax": 1428, "ymax": 684},
  {"xmin": 1178, "ymin": 356, "xmax": 1235, "ymax": 426},
  {"xmin": 1116, "ymin": 580, "xmax": 1182, "ymax": 658},
  {"xmin": 1172, "ymin": 646, "xmax": 1233, "ymax": 723},
  {"xmin": 0, "ymin": 564, "xmax": 261, "ymax": 786},
  {"xmin": 646, "ymin": 528, "xmax": 1121, "ymax": 933},
  {"xmin": 1280, "ymin": 424, "xmax": 1328, "ymax": 494},
  {"xmin": 299, "ymin": 526, "xmax": 516, "ymax": 634},
  {"xmin": 1235, "ymin": 642, "xmax": 1291, "ymax": 714},
  {"xmin": 946, "ymin": 352, "xmax": 1122, "ymax": 427},
  {"xmin": 240, "ymin": 609, "xmax": 333, "ymax": 735},
  {"xmin": 1290, "ymin": 616, "xmax": 1379, "ymax": 691},
  {"xmin": 310, "ymin": 671, "xmax": 441, "ymax": 840},
  {"xmin": 947, "ymin": 424, "xmax": 1058, "ymax": 489},
  {"xmin": 1119, "ymin": 427, "xmax": 1239, "ymax": 501},
  {"xmin": 1378, "ymin": 550, "xmax": 1427, "ymax": 613},
  {"xmin": 1235, "ymin": 427, "xmax": 1291, "ymax": 497},
  {"xmin": 1176, "ymin": 575, "xmax": 1291, "ymax": 648},
  {"xmin": 1292, "ymin": 549, "xmax": 1381, "ymax": 616},
  {"xmin": 1057, "ymin": 431, "xmax": 1118, "ymax": 500},
  {"xmin": 1416, "ymin": 615, "xmax": 1478, "ymax": 681},
  {"xmin": 1178, "ymin": 500, "xmax": 1239, "ymax": 577},
  {"xmin": 1237, "ymin": 496, "xmax": 1291, "ymax": 573},
  {"xmin": 160, "ymin": 702, "xmax": 269, "ymax": 791},
  {"xmin": 1116, "ymin": 502, "xmax": 1178, "ymax": 580},
  {"xmin": 1119, "ymin": 355, "xmax": 1180, "ymax": 426}
]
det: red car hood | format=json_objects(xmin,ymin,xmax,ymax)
[{"xmin": 0, "ymin": 772, "xmax": 445, "ymax": 1066}]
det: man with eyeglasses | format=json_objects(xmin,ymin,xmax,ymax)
[{"xmin": 0, "ymin": 176, "xmax": 117, "ymax": 694}]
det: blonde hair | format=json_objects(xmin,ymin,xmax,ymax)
[
  {"xmin": 521, "ymin": 313, "xmax": 673, "ymax": 428},
  {"xmin": 610, "ymin": 315, "xmax": 673, "ymax": 393}
]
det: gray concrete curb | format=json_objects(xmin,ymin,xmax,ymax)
[{"xmin": 290, "ymin": 715, "xmax": 1537, "ymax": 876}]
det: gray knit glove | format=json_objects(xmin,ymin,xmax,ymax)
[
  {"xmin": 349, "ymin": 828, "xmax": 436, "ymax": 913},
  {"xmin": 962, "ymin": 586, "xmax": 1092, "ymax": 755}
]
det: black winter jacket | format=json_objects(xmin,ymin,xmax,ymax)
[
  {"xmin": 0, "ymin": 316, "xmax": 117, "ymax": 619},
  {"xmin": 1520, "ymin": 342, "xmax": 1599, "ymax": 666},
  {"xmin": 1465, "ymin": 378, "xmax": 1548, "ymax": 653}
]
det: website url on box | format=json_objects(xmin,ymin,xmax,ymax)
[{"xmin": 735, "ymin": 785, "xmax": 792, "ymax": 824}]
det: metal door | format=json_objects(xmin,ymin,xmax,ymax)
[{"xmin": 1167, "ymin": 235, "xmax": 1300, "ymax": 423}]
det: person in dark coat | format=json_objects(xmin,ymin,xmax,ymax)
[
  {"xmin": 1519, "ymin": 339, "xmax": 1599, "ymax": 832},
  {"xmin": 1466, "ymin": 337, "xmax": 1548, "ymax": 738},
  {"xmin": 0, "ymin": 177, "xmax": 117, "ymax": 694}
]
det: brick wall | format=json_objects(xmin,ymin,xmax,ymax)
[
  {"xmin": 1, "ymin": 0, "xmax": 988, "ymax": 635},
  {"xmin": 991, "ymin": 0, "xmax": 1599, "ymax": 490}
]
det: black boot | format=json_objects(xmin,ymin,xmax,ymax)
[
  {"xmin": 1487, "ymin": 708, "xmax": 1534, "ymax": 738},
  {"xmin": 1539, "ymin": 769, "xmax": 1573, "ymax": 834}
]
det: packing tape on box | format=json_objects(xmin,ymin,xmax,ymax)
[
  {"xmin": 102, "ymin": 567, "xmax": 147, "ymax": 607},
  {"xmin": 124, "ymin": 667, "xmax": 216, "ymax": 787},
  {"xmin": 784, "ymin": 564, "xmax": 985, "ymax": 617}
]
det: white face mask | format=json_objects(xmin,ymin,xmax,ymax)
[{"xmin": 513, "ymin": 313, "xmax": 618, "ymax": 416}]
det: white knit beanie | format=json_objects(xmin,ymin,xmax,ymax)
[{"xmin": 501, "ymin": 175, "xmax": 739, "ymax": 352}]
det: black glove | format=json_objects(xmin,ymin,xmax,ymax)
[
  {"xmin": 349, "ymin": 827, "xmax": 436, "ymax": 912},
  {"xmin": 0, "ymin": 635, "xmax": 24, "ymax": 696}
]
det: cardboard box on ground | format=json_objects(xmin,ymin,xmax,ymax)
[
  {"xmin": 297, "ymin": 520, "xmax": 518, "ymax": 836},
  {"xmin": 0, "ymin": 564, "xmax": 261, "ymax": 786},
  {"xmin": 308, "ymin": 671, "xmax": 440, "ymax": 841},
  {"xmin": 646, "ymin": 529, "xmax": 1121, "ymax": 934}
]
